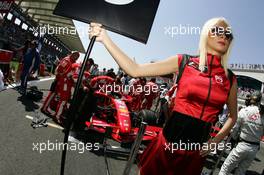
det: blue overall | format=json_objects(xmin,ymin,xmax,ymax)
[{"xmin": 20, "ymin": 48, "xmax": 40, "ymax": 90}]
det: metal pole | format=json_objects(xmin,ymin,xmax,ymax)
[
  {"xmin": 104, "ymin": 127, "xmax": 113, "ymax": 175},
  {"xmin": 123, "ymin": 122, "xmax": 147, "ymax": 175},
  {"xmin": 60, "ymin": 36, "xmax": 96, "ymax": 175},
  {"xmin": 210, "ymin": 135, "xmax": 232, "ymax": 175}
]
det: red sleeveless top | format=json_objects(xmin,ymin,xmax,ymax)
[{"xmin": 173, "ymin": 54, "xmax": 236, "ymax": 123}]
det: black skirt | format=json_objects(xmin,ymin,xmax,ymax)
[{"xmin": 162, "ymin": 111, "xmax": 212, "ymax": 145}]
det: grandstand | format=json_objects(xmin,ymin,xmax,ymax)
[
  {"xmin": 229, "ymin": 64, "xmax": 264, "ymax": 95},
  {"xmin": 229, "ymin": 63, "xmax": 264, "ymax": 72},
  {"xmin": 0, "ymin": 0, "xmax": 84, "ymax": 79}
]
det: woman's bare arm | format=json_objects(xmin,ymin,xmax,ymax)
[
  {"xmin": 89, "ymin": 22, "xmax": 179, "ymax": 77},
  {"xmin": 200, "ymin": 81, "xmax": 238, "ymax": 157},
  {"xmin": 214, "ymin": 81, "xmax": 238, "ymax": 143}
]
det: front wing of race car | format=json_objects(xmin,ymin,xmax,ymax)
[{"xmin": 85, "ymin": 116, "xmax": 162, "ymax": 143}]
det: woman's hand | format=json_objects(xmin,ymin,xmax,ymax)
[
  {"xmin": 200, "ymin": 139, "xmax": 218, "ymax": 157},
  {"xmin": 89, "ymin": 22, "xmax": 108, "ymax": 43}
]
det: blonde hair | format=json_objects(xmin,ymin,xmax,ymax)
[{"xmin": 198, "ymin": 17, "xmax": 233, "ymax": 75}]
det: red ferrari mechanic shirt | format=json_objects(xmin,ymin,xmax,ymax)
[
  {"xmin": 173, "ymin": 54, "xmax": 236, "ymax": 123},
  {"xmin": 56, "ymin": 56, "xmax": 74, "ymax": 77}
]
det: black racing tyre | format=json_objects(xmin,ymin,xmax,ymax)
[{"xmin": 138, "ymin": 109, "xmax": 159, "ymax": 126}]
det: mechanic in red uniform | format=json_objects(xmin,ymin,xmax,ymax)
[
  {"xmin": 72, "ymin": 62, "xmax": 90, "ymax": 87},
  {"xmin": 85, "ymin": 58, "xmax": 94, "ymax": 74},
  {"xmin": 127, "ymin": 78, "xmax": 147, "ymax": 112},
  {"xmin": 41, "ymin": 51, "xmax": 79, "ymax": 123},
  {"xmin": 71, "ymin": 62, "xmax": 92, "ymax": 130},
  {"xmin": 142, "ymin": 78, "xmax": 159, "ymax": 110},
  {"xmin": 89, "ymin": 18, "xmax": 237, "ymax": 175},
  {"xmin": 72, "ymin": 63, "xmax": 81, "ymax": 81}
]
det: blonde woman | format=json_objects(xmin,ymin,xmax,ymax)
[{"xmin": 89, "ymin": 17, "xmax": 237, "ymax": 175}]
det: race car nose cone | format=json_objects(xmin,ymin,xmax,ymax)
[{"xmin": 104, "ymin": 0, "xmax": 134, "ymax": 5}]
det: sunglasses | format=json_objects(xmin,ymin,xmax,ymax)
[{"xmin": 210, "ymin": 27, "xmax": 233, "ymax": 40}]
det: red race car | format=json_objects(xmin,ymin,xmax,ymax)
[
  {"xmin": 81, "ymin": 75, "xmax": 163, "ymax": 144},
  {"xmin": 42, "ymin": 74, "xmax": 163, "ymax": 144}
]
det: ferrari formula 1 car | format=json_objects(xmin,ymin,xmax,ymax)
[{"xmin": 78, "ymin": 75, "xmax": 163, "ymax": 144}]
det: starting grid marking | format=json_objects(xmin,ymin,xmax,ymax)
[{"xmin": 6, "ymin": 77, "xmax": 55, "ymax": 90}]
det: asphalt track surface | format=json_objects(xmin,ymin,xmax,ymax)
[{"xmin": 0, "ymin": 78, "xmax": 263, "ymax": 175}]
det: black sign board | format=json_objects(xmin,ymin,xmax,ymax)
[{"xmin": 53, "ymin": 0, "xmax": 160, "ymax": 44}]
